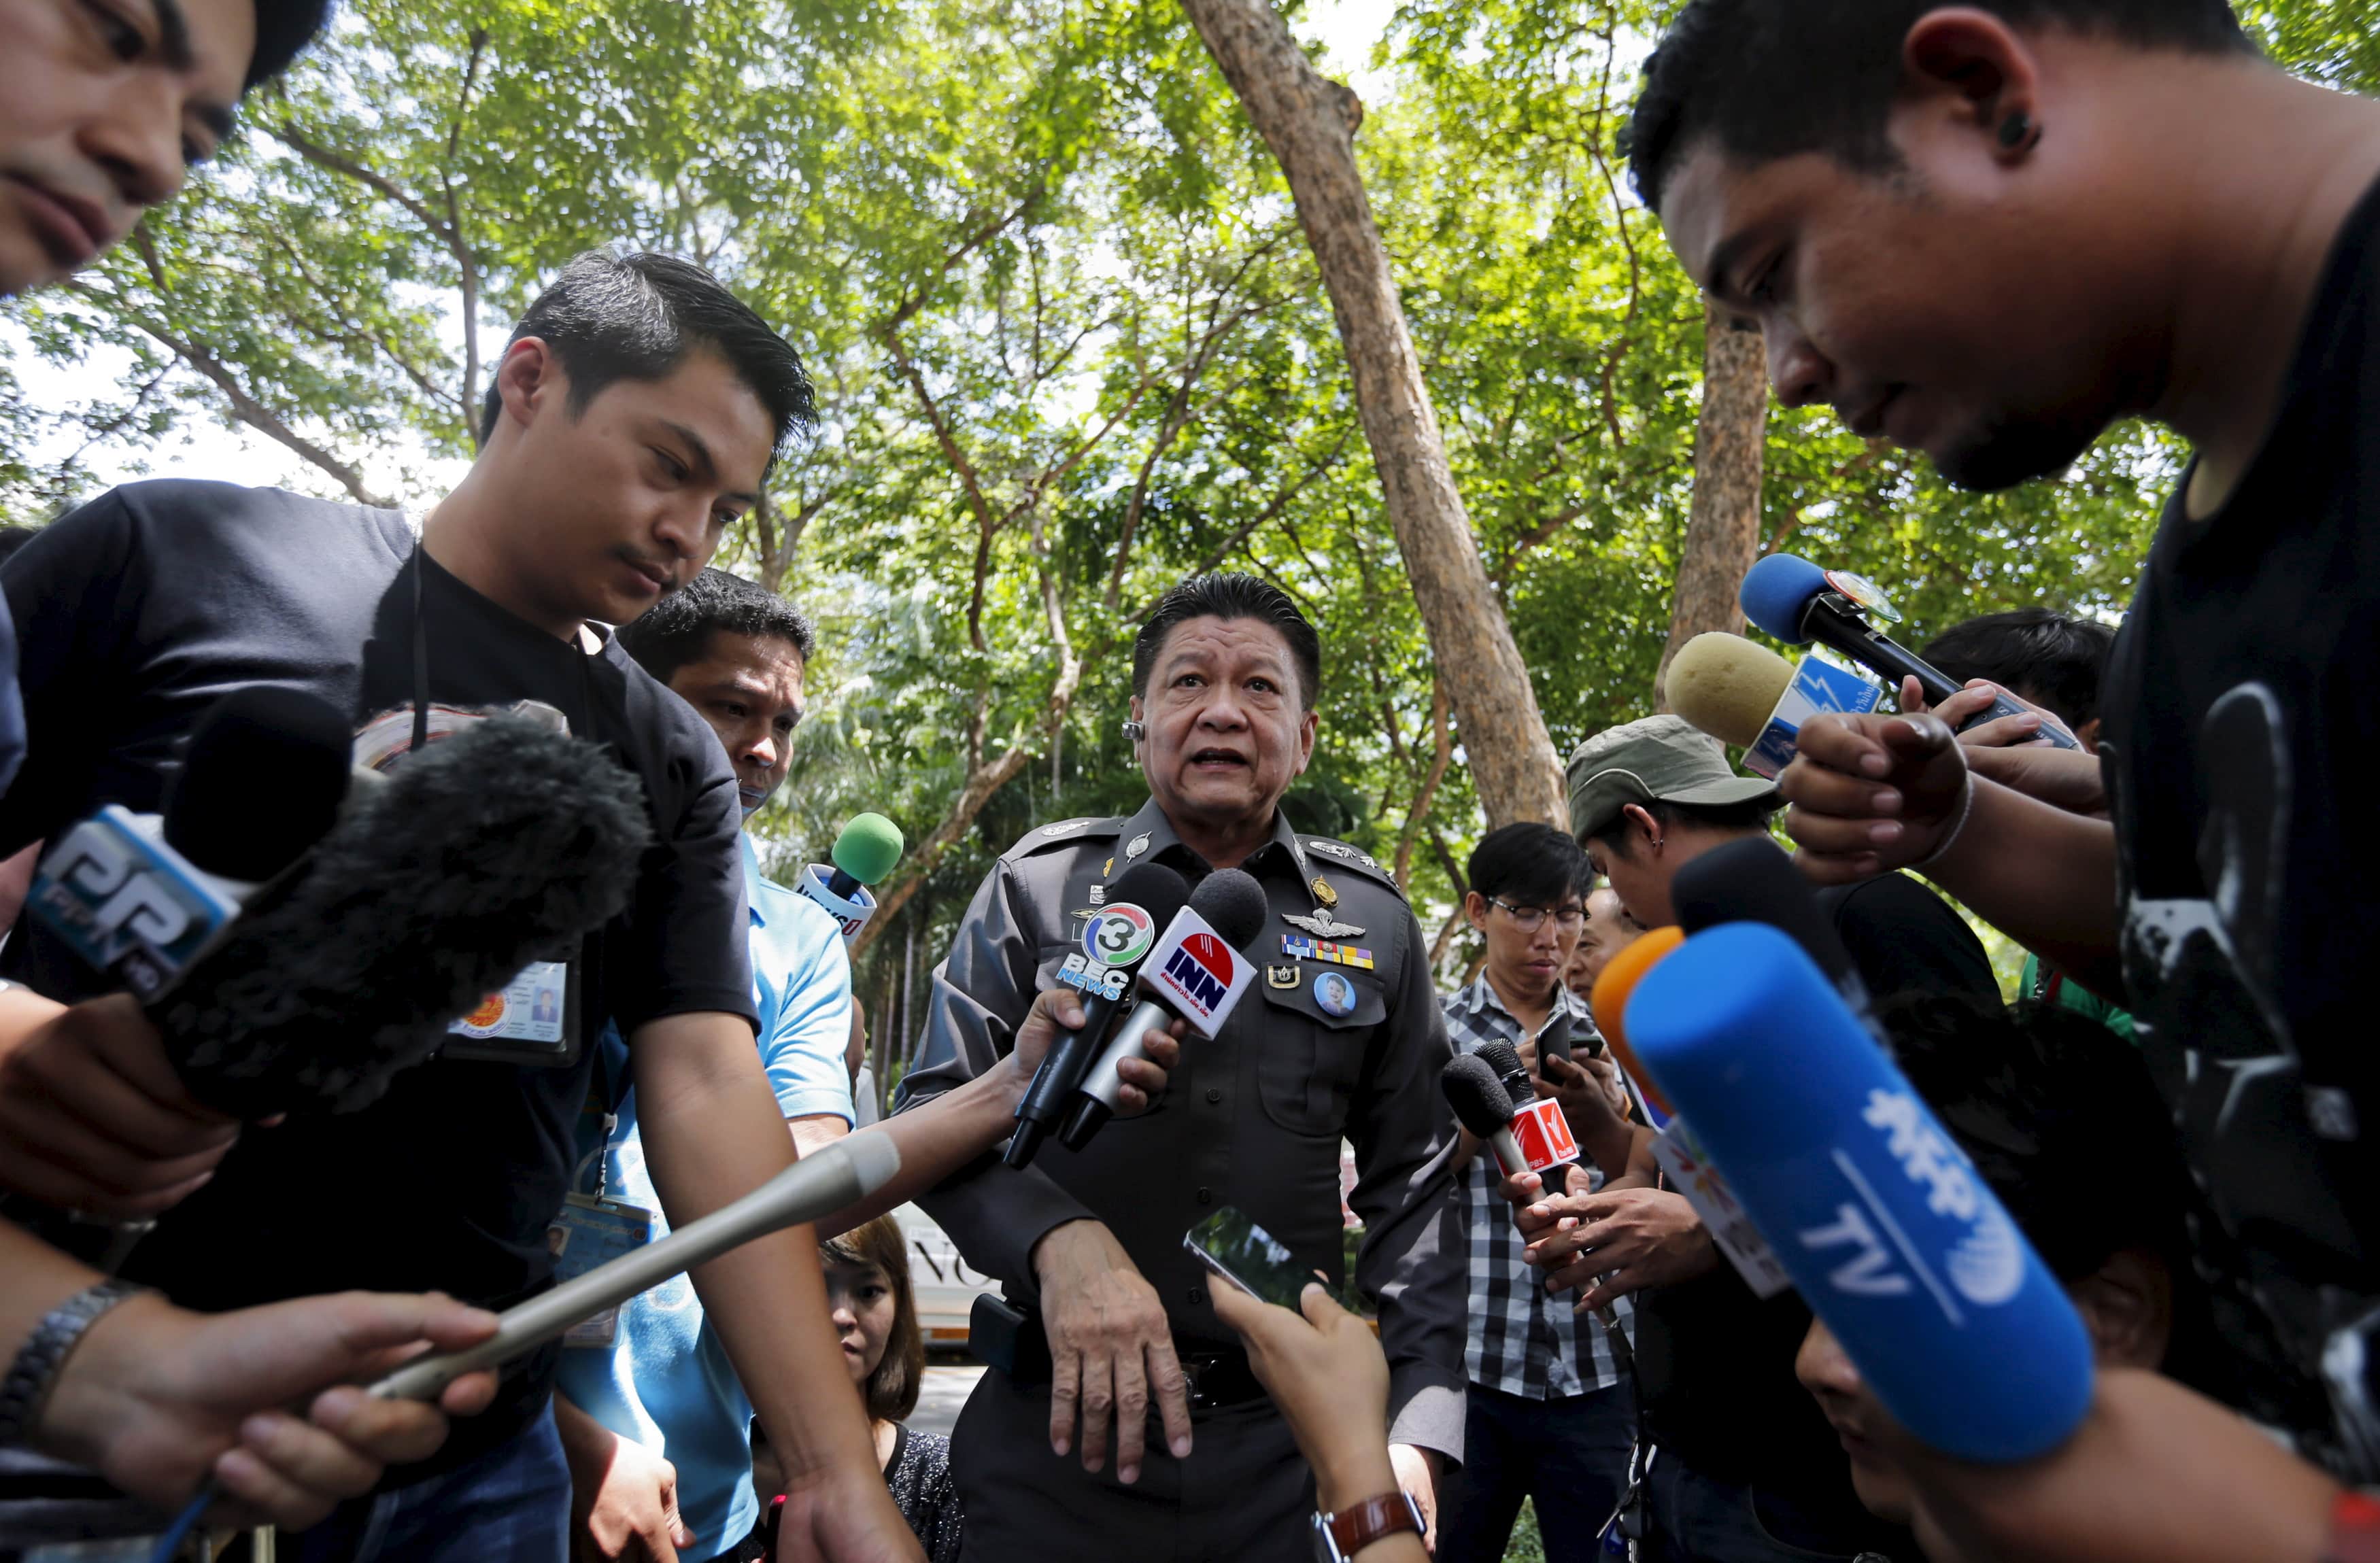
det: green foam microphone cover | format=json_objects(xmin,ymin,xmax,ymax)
[{"xmin": 830, "ymin": 812, "xmax": 905, "ymax": 887}]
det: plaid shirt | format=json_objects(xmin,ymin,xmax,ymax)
[{"xmin": 1444, "ymin": 974, "xmax": 1633, "ymax": 1400}]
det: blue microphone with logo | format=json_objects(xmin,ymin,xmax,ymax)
[
  {"xmin": 1739, "ymin": 553, "xmax": 2079, "ymax": 749},
  {"xmin": 1625, "ymin": 921, "xmax": 2094, "ymax": 1462}
]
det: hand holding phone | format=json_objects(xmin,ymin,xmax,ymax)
[{"xmin": 1182, "ymin": 1207, "xmax": 1343, "ymax": 1311}]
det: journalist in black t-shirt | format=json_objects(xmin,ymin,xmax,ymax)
[
  {"xmin": 1621, "ymin": 0, "xmax": 2380, "ymax": 1556},
  {"xmin": 1544, "ymin": 715, "xmax": 1993, "ymax": 1563},
  {"xmin": 0, "ymin": 252, "xmax": 912, "ymax": 1561}
]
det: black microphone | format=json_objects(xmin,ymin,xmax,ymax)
[
  {"xmin": 26, "ymin": 688, "xmax": 354, "ymax": 999},
  {"xmin": 1739, "ymin": 554, "xmax": 2080, "ymax": 750},
  {"xmin": 1005, "ymin": 862, "xmax": 1191, "ymax": 1169},
  {"xmin": 1474, "ymin": 1041, "xmax": 1582, "ymax": 1196},
  {"xmin": 1443, "ymin": 1054, "xmax": 1633, "ymax": 1368},
  {"xmin": 1443, "ymin": 1054, "xmax": 1528, "ymax": 1173},
  {"xmin": 154, "ymin": 714, "xmax": 653, "ymax": 1119},
  {"xmin": 1057, "ymin": 868, "xmax": 1269, "ymax": 1150},
  {"xmin": 1669, "ymin": 836, "xmax": 1871, "ymax": 1015}
]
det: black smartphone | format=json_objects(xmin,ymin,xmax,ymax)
[{"xmin": 1182, "ymin": 1207, "xmax": 1340, "ymax": 1310}]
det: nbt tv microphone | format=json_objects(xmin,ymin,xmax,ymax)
[
  {"xmin": 793, "ymin": 812, "xmax": 906, "ymax": 946},
  {"xmin": 1625, "ymin": 921, "xmax": 2094, "ymax": 1462}
]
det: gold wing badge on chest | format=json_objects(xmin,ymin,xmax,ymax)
[{"xmin": 1281, "ymin": 874, "xmax": 1365, "ymax": 940}]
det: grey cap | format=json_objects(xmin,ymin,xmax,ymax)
[{"xmin": 1566, "ymin": 715, "xmax": 1779, "ymax": 842}]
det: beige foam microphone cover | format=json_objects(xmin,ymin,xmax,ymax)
[{"xmin": 1669, "ymin": 632, "xmax": 1795, "ymax": 749}]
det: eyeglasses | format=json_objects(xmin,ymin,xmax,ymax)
[{"xmin": 1487, "ymin": 897, "xmax": 1586, "ymax": 934}]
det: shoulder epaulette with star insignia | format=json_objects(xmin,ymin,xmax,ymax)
[
  {"xmin": 1001, "ymin": 816, "xmax": 1123, "ymax": 863},
  {"xmin": 1300, "ymin": 836, "xmax": 1404, "ymax": 899}
]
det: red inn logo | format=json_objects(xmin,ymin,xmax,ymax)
[{"xmin": 1162, "ymin": 931, "xmax": 1237, "ymax": 1016}]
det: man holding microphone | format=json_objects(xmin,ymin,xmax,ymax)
[{"xmin": 896, "ymin": 573, "xmax": 1465, "ymax": 1562}]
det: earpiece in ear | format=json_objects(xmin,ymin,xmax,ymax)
[
  {"xmin": 1998, "ymin": 111, "xmax": 2033, "ymax": 149},
  {"xmin": 1121, "ymin": 719, "xmax": 1146, "ymax": 744}
]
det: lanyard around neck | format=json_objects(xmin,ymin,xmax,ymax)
[{"xmin": 409, "ymin": 546, "xmax": 432, "ymax": 755}]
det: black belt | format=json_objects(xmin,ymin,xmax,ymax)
[{"xmin": 1177, "ymin": 1346, "xmax": 1268, "ymax": 1411}]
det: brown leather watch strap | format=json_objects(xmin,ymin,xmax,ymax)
[{"xmin": 1326, "ymin": 1492, "xmax": 1421, "ymax": 1558}]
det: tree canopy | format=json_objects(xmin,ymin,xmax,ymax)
[{"xmin": 9, "ymin": 0, "xmax": 2331, "ymax": 1069}]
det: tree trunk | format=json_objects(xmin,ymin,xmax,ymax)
[
  {"xmin": 1178, "ymin": 0, "xmax": 1567, "ymax": 829},
  {"xmin": 1655, "ymin": 304, "xmax": 1769, "ymax": 710}
]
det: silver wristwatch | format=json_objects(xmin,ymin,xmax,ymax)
[{"xmin": 0, "ymin": 1279, "xmax": 154, "ymax": 1446}]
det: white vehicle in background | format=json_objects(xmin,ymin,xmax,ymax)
[{"xmin": 894, "ymin": 1202, "xmax": 1001, "ymax": 1351}]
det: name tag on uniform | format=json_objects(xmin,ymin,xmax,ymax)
[
  {"xmin": 445, "ymin": 959, "xmax": 580, "ymax": 1066},
  {"xmin": 549, "ymin": 1192, "xmax": 651, "ymax": 1347}
]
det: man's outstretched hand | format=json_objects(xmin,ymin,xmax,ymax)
[
  {"xmin": 1777, "ymin": 712, "xmax": 1970, "ymax": 883},
  {"xmin": 36, "ymin": 1288, "xmax": 499, "ymax": 1531}
]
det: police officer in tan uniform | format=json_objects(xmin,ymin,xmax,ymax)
[{"xmin": 896, "ymin": 574, "xmax": 1465, "ymax": 1562}]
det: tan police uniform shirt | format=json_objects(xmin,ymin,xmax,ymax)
[{"xmin": 895, "ymin": 795, "xmax": 1467, "ymax": 1458}]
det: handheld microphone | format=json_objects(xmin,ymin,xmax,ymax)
[
  {"xmin": 367, "ymin": 1130, "xmax": 902, "ymax": 1403},
  {"xmin": 1442, "ymin": 1054, "xmax": 1528, "ymax": 1175},
  {"xmin": 793, "ymin": 812, "xmax": 906, "ymax": 944},
  {"xmin": 1004, "ymin": 862, "xmax": 1191, "ymax": 1169},
  {"xmin": 1667, "ymin": 631, "xmax": 1886, "ymax": 779},
  {"xmin": 1586, "ymin": 926, "xmax": 1684, "ymax": 1118},
  {"xmin": 1625, "ymin": 922, "xmax": 2094, "ymax": 1462},
  {"xmin": 1056, "ymin": 868, "xmax": 1268, "ymax": 1150},
  {"xmin": 154, "ymin": 715, "xmax": 653, "ymax": 1119},
  {"xmin": 1473, "ymin": 1039, "xmax": 1581, "ymax": 1191},
  {"xmin": 1739, "ymin": 555, "xmax": 2080, "ymax": 751},
  {"xmin": 27, "ymin": 688, "xmax": 354, "ymax": 999},
  {"xmin": 1670, "ymin": 836, "xmax": 1868, "ymax": 1011}
]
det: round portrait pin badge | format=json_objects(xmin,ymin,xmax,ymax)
[{"xmin": 1312, "ymin": 970, "xmax": 1357, "ymax": 1018}]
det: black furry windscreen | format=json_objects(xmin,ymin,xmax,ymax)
[{"xmin": 154, "ymin": 716, "xmax": 653, "ymax": 1118}]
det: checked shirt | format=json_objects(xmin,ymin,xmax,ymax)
[{"xmin": 1444, "ymin": 974, "xmax": 1633, "ymax": 1400}]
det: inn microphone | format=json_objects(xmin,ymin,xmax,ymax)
[{"xmin": 1057, "ymin": 868, "xmax": 1268, "ymax": 1150}]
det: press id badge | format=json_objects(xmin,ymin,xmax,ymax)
[
  {"xmin": 444, "ymin": 958, "xmax": 581, "ymax": 1067},
  {"xmin": 549, "ymin": 1192, "xmax": 652, "ymax": 1347}
]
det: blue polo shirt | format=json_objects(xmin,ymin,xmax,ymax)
[{"xmin": 554, "ymin": 833, "xmax": 857, "ymax": 1557}]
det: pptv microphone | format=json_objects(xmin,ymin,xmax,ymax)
[
  {"xmin": 1473, "ymin": 1039, "xmax": 1581, "ymax": 1192},
  {"xmin": 1625, "ymin": 922, "xmax": 2094, "ymax": 1462},
  {"xmin": 1057, "ymin": 867, "xmax": 1268, "ymax": 1150},
  {"xmin": 27, "ymin": 687, "xmax": 353, "ymax": 999},
  {"xmin": 155, "ymin": 714, "xmax": 653, "ymax": 1119},
  {"xmin": 1739, "ymin": 555, "xmax": 2079, "ymax": 751},
  {"xmin": 1005, "ymin": 862, "xmax": 1191, "ymax": 1170},
  {"xmin": 794, "ymin": 812, "xmax": 905, "ymax": 945}
]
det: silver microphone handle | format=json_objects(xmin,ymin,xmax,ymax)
[
  {"xmin": 369, "ymin": 1132, "xmax": 902, "ymax": 1403},
  {"xmin": 1072, "ymin": 998, "xmax": 1171, "ymax": 1113}
]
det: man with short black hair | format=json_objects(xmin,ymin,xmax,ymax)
[
  {"xmin": 900, "ymin": 572, "xmax": 1463, "ymax": 1562},
  {"xmin": 1920, "ymin": 608, "xmax": 2114, "ymax": 753},
  {"xmin": 0, "ymin": 0, "xmax": 330, "ymax": 300},
  {"xmin": 1438, "ymin": 822, "xmax": 1632, "ymax": 1563},
  {"xmin": 1545, "ymin": 715, "xmax": 1991, "ymax": 1562},
  {"xmin": 0, "ymin": 254, "xmax": 916, "ymax": 1561},
  {"xmin": 1622, "ymin": 5, "xmax": 2380, "ymax": 1541}
]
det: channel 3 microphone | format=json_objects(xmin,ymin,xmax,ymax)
[
  {"xmin": 158, "ymin": 713, "xmax": 652, "ymax": 1119},
  {"xmin": 1625, "ymin": 922, "xmax": 2094, "ymax": 1462},
  {"xmin": 1057, "ymin": 868, "xmax": 1268, "ymax": 1150},
  {"xmin": 793, "ymin": 812, "xmax": 905, "ymax": 945},
  {"xmin": 1004, "ymin": 862, "xmax": 1191, "ymax": 1169},
  {"xmin": 27, "ymin": 687, "xmax": 353, "ymax": 1000},
  {"xmin": 1738, "ymin": 554, "xmax": 2080, "ymax": 749}
]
